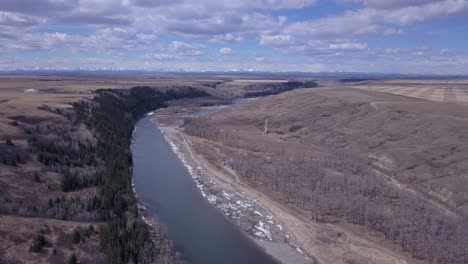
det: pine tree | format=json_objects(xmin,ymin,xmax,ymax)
[
  {"xmin": 34, "ymin": 172, "xmax": 41, "ymax": 182},
  {"xmin": 68, "ymin": 254, "xmax": 78, "ymax": 264}
]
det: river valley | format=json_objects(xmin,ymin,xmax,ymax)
[{"xmin": 132, "ymin": 116, "xmax": 278, "ymax": 264}]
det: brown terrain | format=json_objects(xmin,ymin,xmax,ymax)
[
  {"xmin": 0, "ymin": 73, "xmax": 296, "ymax": 263},
  {"xmin": 0, "ymin": 74, "xmax": 207, "ymax": 264},
  {"xmin": 0, "ymin": 75, "xmax": 102, "ymax": 263},
  {"xmin": 173, "ymin": 78, "xmax": 468, "ymax": 263},
  {"xmin": 2, "ymin": 74, "xmax": 468, "ymax": 264}
]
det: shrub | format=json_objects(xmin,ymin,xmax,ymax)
[{"xmin": 29, "ymin": 233, "xmax": 47, "ymax": 253}]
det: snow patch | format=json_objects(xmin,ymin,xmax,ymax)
[
  {"xmin": 207, "ymin": 195, "xmax": 218, "ymax": 204},
  {"xmin": 24, "ymin": 88, "xmax": 38, "ymax": 93},
  {"xmin": 161, "ymin": 129, "xmax": 209, "ymax": 198},
  {"xmin": 254, "ymin": 221, "xmax": 272, "ymax": 240},
  {"xmin": 289, "ymin": 242, "xmax": 304, "ymax": 254}
]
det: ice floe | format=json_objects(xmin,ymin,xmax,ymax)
[{"xmin": 254, "ymin": 221, "xmax": 272, "ymax": 240}]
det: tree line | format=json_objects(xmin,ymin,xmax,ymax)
[
  {"xmin": 72, "ymin": 86, "xmax": 208, "ymax": 263},
  {"xmin": 244, "ymin": 80, "xmax": 318, "ymax": 98},
  {"xmin": 14, "ymin": 86, "xmax": 208, "ymax": 263}
]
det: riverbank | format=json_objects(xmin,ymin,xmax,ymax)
[
  {"xmin": 154, "ymin": 99, "xmax": 416, "ymax": 264},
  {"xmin": 153, "ymin": 111, "xmax": 315, "ymax": 264}
]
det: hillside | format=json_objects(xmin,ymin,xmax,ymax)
[
  {"xmin": 0, "ymin": 76, "xmax": 207, "ymax": 264},
  {"xmin": 181, "ymin": 85, "xmax": 468, "ymax": 263}
]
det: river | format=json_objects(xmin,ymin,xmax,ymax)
[{"xmin": 131, "ymin": 115, "xmax": 276, "ymax": 264}]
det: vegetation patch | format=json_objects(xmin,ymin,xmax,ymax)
[
  {"xmin": 72, "ymin": 86, "xmax": 208, "ymax": 263},
  {"xmin": 244, "ymin": 81, "xmax": 318, "ymax": 98}
]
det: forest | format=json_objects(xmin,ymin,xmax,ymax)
[
  {"xmin": 10, "ymin": 86, "xmax": 208, "ymax": 263},
  {"xmin": 243, "ymin": 81, "xmax": 318, "ymax": 98},
  {"xmin": 183, "ymin": 118, "xmax": 468, "ymax": 264},
  {"xmin": 73, "ymin": 86, "xmax": 208, "ymax": 263}
]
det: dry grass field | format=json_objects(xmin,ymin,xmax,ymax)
[{"xmin": 355, "ymin": 79, "xmax": 468, "ymax": 103}]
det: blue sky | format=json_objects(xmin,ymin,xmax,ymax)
[{"xmin": 0, "ymin": 0, "xmax": 467, "ymax": 74}]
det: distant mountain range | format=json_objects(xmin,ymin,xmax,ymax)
[{"xmin": 0, "ymin": 69, "xmax": 466, "ymax": 79}]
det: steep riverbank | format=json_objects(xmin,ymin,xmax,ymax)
[
  {"xmin": 71, "ymin": 87, "xmax": 210, "ymax": 263},
  {"xmin": 154, "ymin": 111, "xmax": 315, "ymax": 264}
]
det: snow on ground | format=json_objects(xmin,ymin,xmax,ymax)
[
  {"xmin": 160, "ymin": 125, "xmax": 307, "ymax": 257},
  {"xmin": 255, "ymin": 221, "xmax": 272, "ymax": 240},
  {"xmin": 24, "ymin": 88, "xmax": 38, "ymax": 93}
]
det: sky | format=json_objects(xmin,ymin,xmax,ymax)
[{"xmin": 0, "ymin": 0, "xmax": 467, "ymax": 74}]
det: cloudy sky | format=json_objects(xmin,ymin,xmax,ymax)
[{"xmin": 1, "ymin": 0, "xmax": 467, "ymax": 74}]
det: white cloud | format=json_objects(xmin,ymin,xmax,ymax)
[
  {"xmin": 209, "ymin": 33, "xmax": 243, "ymax": 43},
  {"xmin": 259, "ymin": 35, "xmax": 293, "ymax": 46},
  {"xmin": 257, "ymin": 0, "xmax": 468, "ymax": 59},
  {"xmin": 383, "ymin": 28, "xmax": 404, "ymax": 35},
  {"xmin": 329, "ymin": 42, "xmax": 367, "ymax": 50},
  {"xmin": 0, "ymin": 11, "xmax": 44, "ymax": 27},
  {"xmin": 169, "ymin": 40, "xmax": 205, "ymax": 55},
  {"xmin": 0, "ymin": 0, "xmax": 466, "ymax": 73},
  {"xmin": 440, "ymin": 48, "xmax": 452, "ymax": 55},
  {"xmin": 219, "ymin": 47, "xmax": 233, "ymax": 55},
  {"xmin": 145, "ymin": 53, "xmax": 180, "ymax": 60},
  {"xmin": 278, "ymin": 15, "xmax": 287, "ymax": 25},
  {"xmin": 282, "ymin": 0, "xmax": 468, "ymax": 41},
  {"xmin": 411, "ymin": 51, "xmax": 425, "ymax": 56},
  {"xmin": 346, "ymin": 0, "xmax": 444, "ymax": 9}
]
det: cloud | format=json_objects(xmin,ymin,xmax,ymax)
[
  {"xmin": 440, "ymin": 48, "xmax": 452, "ymax": 55},
  {"xmin": 282, "ymin": 0, "xmax": 468, "ymax": 41},
  {"xmin": 329, "ymin": 43, "xmax": 367, "ymax": 50},
  {"xmin": 259, "ymin": 35, "xmax": 293, "ymax": 46},
  {"xmin": 283, "ymin": 11, "xmax": 379, "ymax": 39},
  {"xmin": 159, "ymin": 0, "xmax": 318, "ymax": 11},
  {"xmin": 0, "ymin": 0, "xmax": 466, "ymax": 73},
  {"xmin": 169, "ymin": 41, "xmax": 205, "ymax": 55},
  {"xmin": 383, "ymin": 28, "xmax": 404, "ymax": 36},
  {"xmin": 56, "ymin": 14, "xmax": 132, "ymax": 26},
  {"xmin": 145, "ymin": 53, "xmax": 180, "ymax": 60},
  {"xmin": 258, "ymin": 0, "xmax": 468, "ymax": 58},
  {"xmin": 209, "ymin": 33, "xmax": 243, "ymax": 43},
  {"xmin": 219, "ymin": 47, "xmax": 233, "ymax": 55},
  {"xmin": 278, "ymin": 15, "xmax": 287, "ymax": 25},
  {"xmin": 345, "ymin": 0, "xmax": 444, "ymax": 9},
  {"xmin": 0, "ymin": 0, "xmax": 77, "ymax": 16},
  {"xmin": 0, "ymin": 27, "xmax": 161, "ymax": 53},
  {"xmin": 146, "ymin": 11, "xmax": 282, "ymax": 37},
  {"xmin": 0, "ymin": 12, "xmax": 44, "ymax": 28},
  {"xmin": 1, "ymin": 0, "xmax": 464, "ymax": 53}
]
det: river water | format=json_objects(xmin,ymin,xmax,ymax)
[{"xmin": 132, "ymin": 116, "xmax": 275, "ymax": 264}]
